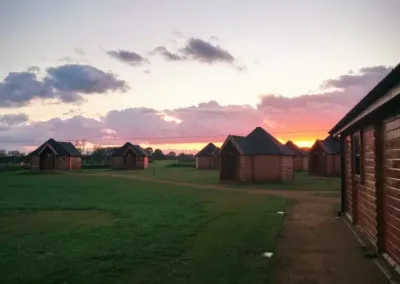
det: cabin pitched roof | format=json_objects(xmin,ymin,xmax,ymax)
[
  {"xmin": 195, "ymin": 143, "xmax": 219, "ymax": 157},
  {"xmin": 111, "ymin": 142, "xmax": 148, "ymax": 157},
  {"xmin": 227, "ymin": 127, "xmax": 294, "ymax": 155},
  {"xmin": 29, "ymin": 138, "xmax": 81, "ymax": 157},
  {"xmin": 285, "ymin": 141, "xmax": 307, "ymax": 157},
  {"xmin": 311, "ymin": 136, "xmax": 340, "ymax": 154},
  {"xmin": 322, "ymin": 136, "xmax": 341, "ymax": 154}
]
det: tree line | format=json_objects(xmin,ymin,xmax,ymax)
[{"xmin": 0, "ymin": 142, "xmax": 195, "ymax": 165}]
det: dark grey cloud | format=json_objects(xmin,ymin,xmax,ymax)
[
  {"xmin": 107, "ymin": 49, "xmax": 149, "ymax": 66},
  {"xmin": 0, "ymin": 113, "xmax": 29, "ymax": 126},
  {"xmin": 150, "ymin": 46, "xmax": 185, "ymax": 61},
  {"xmin": 322, "ymin": 65, "xmax": 392, "ymax": 90},
  {"xmin": 180, "ymin": 38, "xmax": 235, "ymax": 64},
  {"xmin": 46, "ymin": 64, "xmax": 127, "ymax": 94},
  {"xmin": 0, "ymin": 64, "xmax": 128, "ymax": 108}
]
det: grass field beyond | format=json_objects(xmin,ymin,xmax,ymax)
[
  {"xmin": 1, "ymin": 172, "xmax": 288, "ymax": 284},
  {"xmin": 96, "ymin": 160, "xmax": 340, "ymax": 191}
]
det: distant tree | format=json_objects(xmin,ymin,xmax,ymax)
[
  {"xmin": 91, "ymin": 145, "xmax": 106, "ymax": 163},
  {"xmin": 153, "ymin": 149, "xmax": 166, "ymax": 160},
  {"xmin": 145, "ymin": 147, "xmax": 153, "ymax": 155},
  {"xmin": 0, "ymin": 149, "xmax": 6, "ymax": 157},
  {"xmin": 74, "ymin": 139, "xmax": 87, "ymax": 154},
  {"xmin": 177, "ymin": 153, "xmax": 195, "ymax": 162},
  {"xmin": 7, "ymin": 150, "xmax": 22, "ymax": 156},
  {"xmin": 166, "ymin": 151, "xmax": 177, "ymax": 160}
]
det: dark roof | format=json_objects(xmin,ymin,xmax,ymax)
[
  {"xmin": 228, "ymin": 127, "xmax": 294, "ymax": 155},
  {"xmin": 29, "ymin": 138, "xmax": 81, "ymax": 157},
  {"xmin": 285, "ymin": 141, "xmax": 307, "ymax": 156},
  {"xmin": 311, "ymin": 136, "xmax": 341, "ymax": 154},
  {"xmin": 195, "ymin": 143, "xmax": 219, "ymax": 157},
  {"xmin": 111, "ymin": 142, "xmax": 148, "ymax": 157},
  {"xmin": 329, "ymin": 63, "xmax": 400, "ymax": 135}
]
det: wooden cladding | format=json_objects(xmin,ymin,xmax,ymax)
[
  {"xmin": 111, "ymin": 155, "xmax": 148, "ymax": 170},
  {"xmin": 357, "ymin": 127, "xmax": 377, "ymax": 245},
  {"xmin": 383, "ymin": 115, "xmax": 400, "ymax": 263},
  {"xmin": 196, "ymin": 156, "xmax": 219, "ymax": 169},
  {"xmin": 343, "ymin": 113, "xmax": 400, "ymax": 266},
  {"xmin": 219, "ymin": 151, "xmax": 294, "ymax": 183},
  {"xmin": 31, "ymin": 155, "xmax": 81, "ymax": 171}
]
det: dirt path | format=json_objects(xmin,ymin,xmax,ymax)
[{"xmin": 81, "ymin": 172, "xmax": 390, "ymax": 283}]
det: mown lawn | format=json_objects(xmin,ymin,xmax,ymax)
[
  {"xmin": 95, "ymin": 161, "xmax": 340, "ymax": 191},
  {"xmin": 0, "ymin": 172, "xmax": 288, "ymax": 284}
]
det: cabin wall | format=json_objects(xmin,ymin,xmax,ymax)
[
  {"xmin": 30, "ymin": 155, "xmax": 80, "ymax": 171},
  {"xmin": 281, "ymin": 156, "xmax": 294, "ymax": 180},
  {"xmin": 111, "ymin": 156, "xmax": 125, "ymax": 169},
  {"xmin": 31, "ymin": 156, "xmax": 40, "ymax": 170},
  {"xmin": 237, "ymin": 155, "xmax": 292, "ymax": 183},
  {"xmin": 135, "ymin": 156, "xmax": 147, "ymax": 169},
  {"xmin": 356, "ymin": 126, "xmax": 378, "ymax": 245},
  {"xmin": 342, "ymin": 110, "xmax": 400, "ymax": 267},
  {"xmin": 219, "ymin": 141, "xmax": 240, "ymax": 181},
  {"xmin": 334, "ymin": 155, "xmax": 341, "ymax": 173},
  {"xmin": 196, "ymin": 156, "xmax": 213, "ymax": 169},
  {"xmin": 237, "ymin": 155, "xmax": 253, "ymax": 182},
  {"xmin": 55, "ymin": 156, "xmax": 71, "ymax": 170},
  {"xmin": 111, "ymin": 155, "xmax": 147, "ymax": 170},
  {"xmin": 302, "ymin": 156, "xmax": 309, "ymax": 171},
  {"xmin": 309, "ymin": 145, "xmax": 327, "ymax": 176},
  {"xmin": 70, "ymin": 157, "xmax": 81, "ymax": 170},
  {"xmin": 252, "ymin": 155, "xmax": 281, "ymax": 182},
  {"xmin": 383, "ymin": 114, "xmax": 400, "ymax": 264},
  {"xmin": 293, "ymin": 156, "xmax": 303, "ymax": 171}
]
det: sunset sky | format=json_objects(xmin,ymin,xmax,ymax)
[{"xmin": 1, "ymin": 0, "xmax": 399, "ymax": 153}]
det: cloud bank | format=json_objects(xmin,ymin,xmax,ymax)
[
  {"xmin": 0, "ymin": 64, "xmax": 128, "ymax": 108},
  {"xmin": 1, "ymin": 65, "xmax": 392, "ymax": 151}
]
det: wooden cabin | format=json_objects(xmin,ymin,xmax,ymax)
[
  {"xmin": 28, "ymin": 138, "xmax": 81, "ymax": 171},
  {"xmin": 219, "ymin": 127, "xmax": 294, "ymax": 183},
  {"xmin": 308, "ymin": 136, "xmax": 341, "ymax": 177},
  {"xmin": 330, "ymin": 63, "xmax": 400, "ymax": 269},
  {"xmin": 195, "ymin": 143, "xmax": 220, "ymax": 169},
  {"xmin": 285, "ymin": 140, "xmax": 308, "ymax": 171},
  {"xmin": 111, "ymin": 142, "xmax": 148, "ymax": 170}
]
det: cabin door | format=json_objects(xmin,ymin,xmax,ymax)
[
  {"xmin": 124, "ymin": 149, "xmax": 136, "ymax": 169},
  {"xmin": 40, "ymin": 148, "xmax": 55, "ymax": 170},
  {"xmin": 227, "ymin": 152, "xmax": 238, "ymax": 180}
]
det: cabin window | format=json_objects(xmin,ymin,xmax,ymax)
[
  {"xmin": 353, "ymin": 135, "xmax": 361, "ymax": 176},
  {"xmin": 61, "ymin": 157, "xmax": 67, "ymax": 162}
]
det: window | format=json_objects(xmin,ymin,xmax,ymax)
[{"xmin": 353, "ymin": 135, "xmax": 361, "ymax": 175}]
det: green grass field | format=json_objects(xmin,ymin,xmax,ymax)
[
  {"xmin": 1, "ymin": 171, "xmax": 289, "ymax": 284},
  {"xmin": 95, "ymin": 161, "xmax": 340, "ymax": 191}
]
